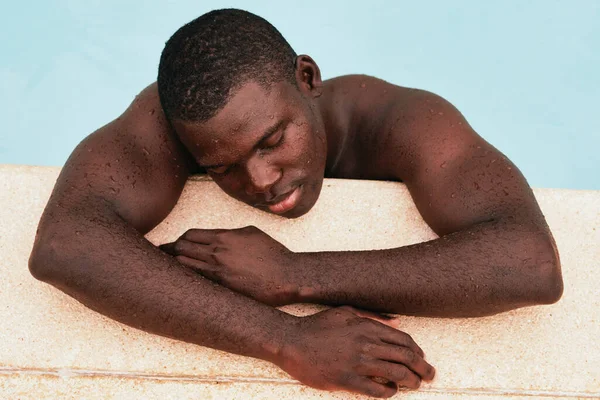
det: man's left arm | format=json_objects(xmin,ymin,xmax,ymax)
[
  {"xmin": 166, "ymin": 91, "xmax": 563, "ymax": 317},
  {"xmin": 289, "ymin": 91, "xmax": 563, "ymax": 317}
]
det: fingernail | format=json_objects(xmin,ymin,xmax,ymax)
[{"xmin": 428, "ymin": 366, "xmax": 436, "ymax": 379}]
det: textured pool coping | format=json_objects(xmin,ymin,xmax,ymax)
[{"xmin": 1, "ymin": 164, "xmax": 598, "ymax": 399}]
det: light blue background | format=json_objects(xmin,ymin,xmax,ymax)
[{"xmin": 1, "ymin": 1, "xmax": 598, "ymax": 189}]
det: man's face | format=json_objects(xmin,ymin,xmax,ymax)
[{"xmin": 173, "ymin": 80, "xmax": 327, "ymax": 218}]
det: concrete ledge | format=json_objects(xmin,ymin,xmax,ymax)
[{"xmin": 1, "ymin": 165, "xmax": 599, "ymax": 399}]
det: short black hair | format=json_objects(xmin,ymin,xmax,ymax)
[{"xmin": 157, "ymin": 8, "xmax": 297, "ymax": 123}]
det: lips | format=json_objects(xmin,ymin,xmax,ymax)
[{"xmin": 267, "ymin": 185, "xmax": 302, "ymax": 214}]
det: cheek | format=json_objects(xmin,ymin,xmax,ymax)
[
  {"xmin": 287, "ymin": 123, "xmax": 326, "ymax": 171},
  {"xmin": 213, "ymin": 175, "xmax": 246, "ymax": 198}
]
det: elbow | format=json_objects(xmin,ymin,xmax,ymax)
[
  {"xmin": 28, "ymin": 235, "xmax": 64, "ymax": 284},
  {"xmin": 530, "ymin": 233, "xmax": 563, "ymax": 305}
]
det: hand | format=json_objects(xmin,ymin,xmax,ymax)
[
  {"xmin": 276, "ymin": 306, "xmax": 435, "ymax": 398},
  {"xmin": 160, "ymin": 226, "xmax": 297, "ymax": 306}
]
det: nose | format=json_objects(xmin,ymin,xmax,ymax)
[{"xmin": 244, "ymin": 156, "xmax": 282, "ymax": 198}]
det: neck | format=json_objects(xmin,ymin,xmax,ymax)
[{"xmin": 316, "ymin": 83, "xmax": 352, "ymax": 177}]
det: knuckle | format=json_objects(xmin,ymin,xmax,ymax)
[
  {"xmin": 402, "ymin": 332, "xmax": 415, "ymax": 344},
  {"xmin": 360, "ymin": 341, "xmax": 375, "ymax": 354},
  {"xmin": 394, "ymin": 366, "xmax": 408, "ymax": 381},
  {"xmin": 243, "ymin": 225, "xmax": 259, "ymax": 233},
  {"xmin": 337, "ymin": 371, "xmax": 353, "ymax": 386},
  {"xmin": 182, "ymin": 230, "xmax": 195, "ymax": 240},
  {"xmin": 402, "ymin": 348, "xmax": 416, "ymax": 364}
]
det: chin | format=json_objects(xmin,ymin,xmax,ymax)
[{"xmin": 280, "ymin": 204, "xmax": 312, "ymax": 219}]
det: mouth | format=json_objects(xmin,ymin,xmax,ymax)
[{"xmin": 265, "ymin": 185, "xmax": 303, "ymax": 214}]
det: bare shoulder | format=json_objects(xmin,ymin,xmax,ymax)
[
  {"xmin": 47, "ymin": 82, "xmax": 194, "ymax": 233},
  {"xmin": 327, "ymin": 74, "xmax": 461, "ymax": 123},
  {"xmin": 324, "ymin": 75, "xmax": 468, "ymax": 179}
]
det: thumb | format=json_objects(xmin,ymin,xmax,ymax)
[{"xmin": 340, "ymin": 306, "xmax": 401, "ymax": 329}]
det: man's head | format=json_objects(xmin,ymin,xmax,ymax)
[{"xmin": 157, "ymin": 9, "xmax": 327, "ymax": 218}]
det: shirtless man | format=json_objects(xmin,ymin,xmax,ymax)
[{"xmin": 28, "ymin": 9, "xmax": 563, "ymax": 398}]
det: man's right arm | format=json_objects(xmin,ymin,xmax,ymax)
[
  {"xmin": 28, "ymin": 83, "xmax": 435, "ymax": 398},
  {"xmin": 28, "ymin": 83, "xmax": 292, "ymax": 361}
]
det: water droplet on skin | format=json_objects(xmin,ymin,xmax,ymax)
[
  {"xmin": 149, "ymin": 109, "xmax": 155, "ymax": 115},
  {"xmin": 440, "ymin": 162, "xmax": 447, "ymax": 168},
  {"xmin": 451, "ymin": 193, "xmax": 456, "ymax": 198},
  {"xmin": 269, "ymin": 114, "xmax": 274, "ymax": 119},
  {"xmin": 425, "ymin": 168, "xmax": 430, "ymax": 173},
  {"xmin": 360, "ymin": 83, "xmax": 366, "ymax": 88},
  {"xmin": 258, "ymin": 257, "xmax": 264, "ymax": 262},
  {"xmin": 143, "ymin": 148, "xmax": 150, "ymax": 156},
  {"xmin": 438, "ymin": 112, "xmax": 444, "ymax": 115}
]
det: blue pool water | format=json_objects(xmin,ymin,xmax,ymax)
[{"xmin": 1, "ymin": 0, "xmax": 598, "ymax": 190}]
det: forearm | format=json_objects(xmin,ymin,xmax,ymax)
[
  {"xmin": 30, "ymin": 211, "xmax": 294, "ymax": 363},
  {"xmin": 292, "ymin": 219, "xmax": 562, "ymax": 317}
]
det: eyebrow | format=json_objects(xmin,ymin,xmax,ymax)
[{"xmin": 198, "ymin": 120, "xmax": 284, "ymax": 169}]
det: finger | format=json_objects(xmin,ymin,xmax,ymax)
[
  {"xmin": 172, "ymin": 239, "xmax": 216, "ymax": 263},
  {"xmin": 338, "ymin": 306, "xmax": 400, "ymax": 328},
  {"xmin": 181, "ymin": 229, "xmax": 229, "ymax": 244},
  {"xmin": 372, "ymin": 343, "xmax": 435, "ymax": 381},
  {"xmin": 360, "ymin": 360, "xmax": 421, "ymax": 390},
  {"xmin": 345, "ymin": 376, "xmax": 397, "ymax": 398},
  {"xmin": 175, "ymin": 255, "xmax": 222, "ymax": 282},
  {"xmin": 377, "ymin": 327, "xmax": 425, "ymax": 358}
]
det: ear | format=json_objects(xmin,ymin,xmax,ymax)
[{"xmin": 294, "ymin": 55, "xmax": 323, "ymax": 97}]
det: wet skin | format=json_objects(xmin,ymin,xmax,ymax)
[{"xmin": 29, "ymin": 55, "xmax": 563, "ymax": 398}]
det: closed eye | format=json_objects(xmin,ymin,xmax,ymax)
[
  {"xmin": 262, "ymin": 129, "xmax": 284, "ymax": 149},
  {"xmin": 207, "ymin": 165, "xmax": 230, "ymax": 175}
]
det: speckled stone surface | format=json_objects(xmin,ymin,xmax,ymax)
[{"xmin": 1, "ymin": 164, "xmax": 599, "ymax": 399}]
